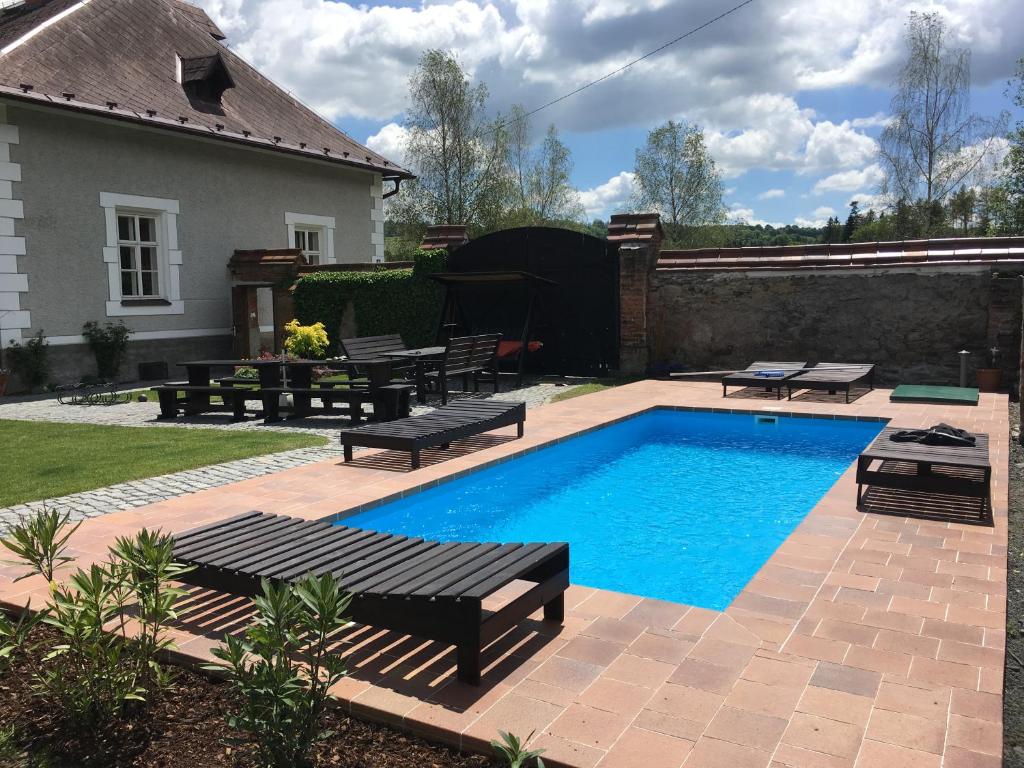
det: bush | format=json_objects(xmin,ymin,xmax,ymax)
[
  {"xmin": 282, "ymin": 319, "xmax": 329, "ymax": 359},
  {"xmin": 5, "ymin": 331, "xmax": 49, "ymax": 391},
  {"xmin": 207, "ymin": 574, "xmax": 351, "ymax": 768},
  {"xmin": 81, "ymin": 321, "xmax": 131, "ymax": 381},
  {"xmin": 293, "ymin": 249, "xmax": 446, "ymax": 354},
  {"xmin": 2, "ymin": 510, "xmax": 191, "ymax": 733}
]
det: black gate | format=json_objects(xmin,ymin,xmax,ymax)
[{"xmin": 446, "ymin": 227, "xmax": 619, "ymax": 377}]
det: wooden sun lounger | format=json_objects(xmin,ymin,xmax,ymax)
[
  {"xmin": 340, "ymin": 399, "xmax": 526, "ymax": 469},
  {"xmin": 786, "ymin": 363, "xmax": 875, "ymax": 403},
  {"xmin": 171, "ymin": 511, "xmax": 569, "ymax": 683},
  {"xmin": 722, "ymin": 361, "xmax": 807, "ymax": 400},
  {"xmin": 855, "ymin": 427, "xmax": 991, "ymax": 520}
]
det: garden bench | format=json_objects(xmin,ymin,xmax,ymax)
[
  {"xmin": 154, "ymin": 384, "xmax": 248, "ymax": 421},
  {"xmin": 425, "ymin": 333, "xmax": 502, "ymax": 405}
]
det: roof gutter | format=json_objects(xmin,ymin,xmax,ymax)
[{"xmin": 0, "ymin": 84, "xmax": 415, "ymax": 181}]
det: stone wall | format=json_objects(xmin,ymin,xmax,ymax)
[{"xmin": 647, "ymin": 266, "xmax": 1023, "ymax": 389}]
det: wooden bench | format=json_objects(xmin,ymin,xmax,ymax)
[
  {"xmin": 340, "ymin": 399, "xmax": 525, "ymax": 469},
  {"xmin": 153, "ymin": 384, "xmax": 249, "ymax": 421},
  {"xmin": 425, "ymin": 333, "xmax": 502, "ymax": 405},
  {"xmin": 261, "ymin": 386, "xmax": 379, "ymax": 423}
]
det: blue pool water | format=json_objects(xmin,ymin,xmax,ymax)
[{"xmin": 340, "ymin": 409, "xmax": 884, "ymax": 610}]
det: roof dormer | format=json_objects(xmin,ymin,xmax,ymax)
[{"xmin": 176, "ymin": 52, "xmax": 234, "ymax": 110}]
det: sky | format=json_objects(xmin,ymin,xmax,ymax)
[{"xmin": 196, "ymin": 0, "xmax": 1024, "ymax": 226}]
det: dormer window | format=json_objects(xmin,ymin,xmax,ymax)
[{"xmin": 177, "ymin": 52, "xmax": 234, "ymax": 109}]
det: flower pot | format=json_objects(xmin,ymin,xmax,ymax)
[
  {"xmin": 976, "ymin": 368, "xmax": 1001, "ymax": 392},
  {"xmin": 0, "ymin": 373, "xmax": 7, "ymax": 397}
]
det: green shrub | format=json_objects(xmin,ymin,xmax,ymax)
[
  {"xmin": 81, "ymin": 321, "xmax": 131, "ymax": 381},
  {"xmin": 5, "ymin": 331, "xmax": 49, "ymax": 390},
  {"xmin": 492, "ymin": 730, "xmax": 546, "ymax": 768},
  {"xmin": 1, "ymin": 506, "xmax": 80, "ymax": 584},
  {"xmin": 282, "ymin": 319, "xmax": 329, "ymax": 359},
  {"xmin": 207, "ymin": 574, "xmax": 351, "ymax": 768},
  {"xmin": 293, "ymin": 249, "xmax": 446, "ymax": 354},
  {"xmin": 2, "ymin": 509, "xmax": 191, "ymax": 733},
  {"xmin": 0, "ymin": 603, "xmax": 46, "ymax": 670}
]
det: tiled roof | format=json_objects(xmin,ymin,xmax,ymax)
[
  {"xmin": 657, "ymin": 236, "xmax": 1024, "ymax": 271},
  {"xmin": 607, "ymin": 213, "xmax": 664, "ymax": 245},
  {"xmin": 0, "ymin": 0, "xmax": 412, "ymax": 179}
]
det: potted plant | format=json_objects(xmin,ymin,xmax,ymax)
[{"xmin": 976, "ymin": 347, "xmax": 1001, "ymax": 392}]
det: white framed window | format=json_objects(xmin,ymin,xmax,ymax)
[
  {"xmin": 285, "ymin": 212, "xmax": 335, "ymax": 264},
  {"xmin": 292, "ymin": 225, "xmax": 323, "ymax": 265},
  {"xmin": 117, "ymin": 212, "xmax": 162, "ymax": 297},
  {"xmin": 100, "ymin": 192, "xmax": 183, "ymax": 316}
]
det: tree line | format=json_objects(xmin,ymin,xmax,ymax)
[{"xmin": 386, "ymin": 12, "xmax": 1024, "ymax": 257}]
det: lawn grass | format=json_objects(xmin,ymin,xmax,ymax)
[
  {"xmin": 0, "ymin": 420, "xmax": 327, "ymax": 507},
  {"xmin": 549, "ymin": 378, "xmax": 638, "ymax": 403}
]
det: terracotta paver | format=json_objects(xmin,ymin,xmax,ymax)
[{"xmin": 0, "ymin": 381, "xmax": 1008, "ymax": 766}]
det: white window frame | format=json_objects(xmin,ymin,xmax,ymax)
[
  {"xmin": 116, "ymin": 210, "xmax": 163, "ymax": 299},
  {"xmin": 100, "ymin": 192, "xmax": 183, "ymax": 316},
  {"xmin": 292, "ymin": 225, "xmax": 324, "ymax": 265},
  {"xmin": 285, "ymin": 212, "xmax": 335, "ymax": 264}
]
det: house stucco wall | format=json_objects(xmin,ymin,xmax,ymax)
[{"xmin": 4, "ymin": 102, "xmax": 380, "ymax": 383}]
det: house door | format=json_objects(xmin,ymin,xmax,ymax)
[{"xmin": 231, "ymin": 286, "xmax": 261, "ymax": 358}]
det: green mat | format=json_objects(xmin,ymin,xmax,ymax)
[{"xmin": 890, "ymin": 384, "xmax": 979, "ymax": 405}]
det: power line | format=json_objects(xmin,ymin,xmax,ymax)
[{"xmin": 492, "ymin": 0, "xmax": 757, "ymax": 132}]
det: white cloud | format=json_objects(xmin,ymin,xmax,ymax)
[
  {"xmin": 579, "ymin": 171, "xmax": 635, "ymax": 219},
  {"xmin": 700, "ymin": 95, "xmax": 879, "ymax": 178},
  {"xmin": 794, "ymin": 216, "xmax": 825, "ymax": 227},
  {"xmin": 812, "ymin": 164, "xmax": 886, "ymax": 194},
  {"xmin": 758, "ymin": 189, "xmax": 786, "ymax": 200},
  {"xmin": 365, "ymin": 122, "xmax": 409, "ymax": 166},
  {"xmin": 813, "ymin": 206, "xmax": 836, "ymax": 217},
  {"xmin": 725, "ymin": 203, "xmax": 783, "ymax": 228}
]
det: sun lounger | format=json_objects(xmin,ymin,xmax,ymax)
[
  {"xmin": 786, "ymin": 363, "xmax": 875, "ymax": 403},
  {"xmin": 340, "ymin": 399, "xmax": 525, "ymax": 469},
  {"xmin": 722, "ymin": 361, "xmax": 807, "ymax": 399},
  {"xmin": 171, "ymin": 511, "xmax": 569, "ymax": 683},
  {"xmin": 855, "ymin": 427, "xmax": 990, "ymax": 521}
]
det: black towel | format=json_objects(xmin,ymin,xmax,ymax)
[{"xmin": 890, "ymin": 423, "xmax": 976, "ymax": 447}]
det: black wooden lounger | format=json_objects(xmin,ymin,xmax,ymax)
[
  {"xmin": 722, "ymin": 361, "xmax": 807, "ymax": 399},
  {"xmin": 171, "ymin": 511, "xmax": 569, "ymax": 684},
  {"xmin": 340, "ymin": 399, "xmax": 526, "ymax": 469},
  {"xmin": 786, "ymin": 363, "xmax": 875, "ymax": 403}
]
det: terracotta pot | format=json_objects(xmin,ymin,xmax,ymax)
[
  {"xmin": 0, "ymin": 373, "xmax": 7, "ymax": 397},
  {"xmin": 976, "ymin": 368, "xmax": 1001, "ymax": 392}
]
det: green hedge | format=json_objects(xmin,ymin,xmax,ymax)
[{"xmin": 292, "ymin": 249, "xmax": 446, "ymax": 353}]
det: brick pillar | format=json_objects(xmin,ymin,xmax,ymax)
[
  {"xmin": 608, "ymin": 213, "xmax": 664, "ymax": 375},
  {"xmin": 419, "ymin": 224, "xmax": 470, "ymax": 251}
]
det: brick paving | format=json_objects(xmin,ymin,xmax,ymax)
[
  {"xmin": 0, "ymin": 381, "xmax": 1009, "ymax": 768},
  {"xmin": 0, "ymin": 379, "xmax": 564, "ymax": 532}
]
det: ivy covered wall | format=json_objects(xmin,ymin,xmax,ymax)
[{"xmin": 292, "ymin": 249, "xmax": 447, "ymax": 353}]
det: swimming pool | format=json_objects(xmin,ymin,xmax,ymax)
[{"xmin": 339, "ymin": 409, "xmax": 884, "ymax": 610}]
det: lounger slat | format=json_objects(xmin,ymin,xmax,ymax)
[
  {"xmin": 274, "ymin": 530, "xmax": 394, "ymax": 581},
  {"xmin": 172, "ymin": 511, "xmax": 266, "ymax": 546},
  {"xmin": 197, "ymin": 521, "xmax": 326, "ymax": 570},
  {"xmin": 174, "ymin": 515, "xmax": 299, "ymax": 560},
  {"xmin": 404, "ymin": 544, "xmax": 521, "ymax": 597},
  {"xmin": 261, "ymin": 526, "xmax": 380, "ymax": 578},
  {"xmin": 181, "ymin": 517, "xmax": 318, "ymax": 565},
  {"xmin": 398, "ymin": 543, "xmax": 511, "ymax": 597},
  {"xmin": 457, "ymin": 544, "xmax": 567, "ymax": 600},
  {"xmin": 331, "ymin": 538, "xmax": 432, "ymax": 585},
  {"xmin": 227, "ymin": 522, "xmax": 344, "ymax": 572},
  {"xmin": 359, "ymin": 543, "xmax": 481, "ymax": 595},
  {"xmin": 435, "ymin": 543, "xmax": 548, "ymax": 599},
  {"xmin": 344, "ymin": 541, "xmax": 461, "ymax": 594}
]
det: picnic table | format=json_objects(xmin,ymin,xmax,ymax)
[{"xmin": 381, "ymin": 346, "xmax": 446, "ymax": 404}]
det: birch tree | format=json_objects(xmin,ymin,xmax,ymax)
[
  {"xmin": 878, "ymin": 12, "xmax": 1006, "ymax": 230},
  {"xmin": 632, "ymin": 120, "xmax": 724, "ymax": 225}
]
